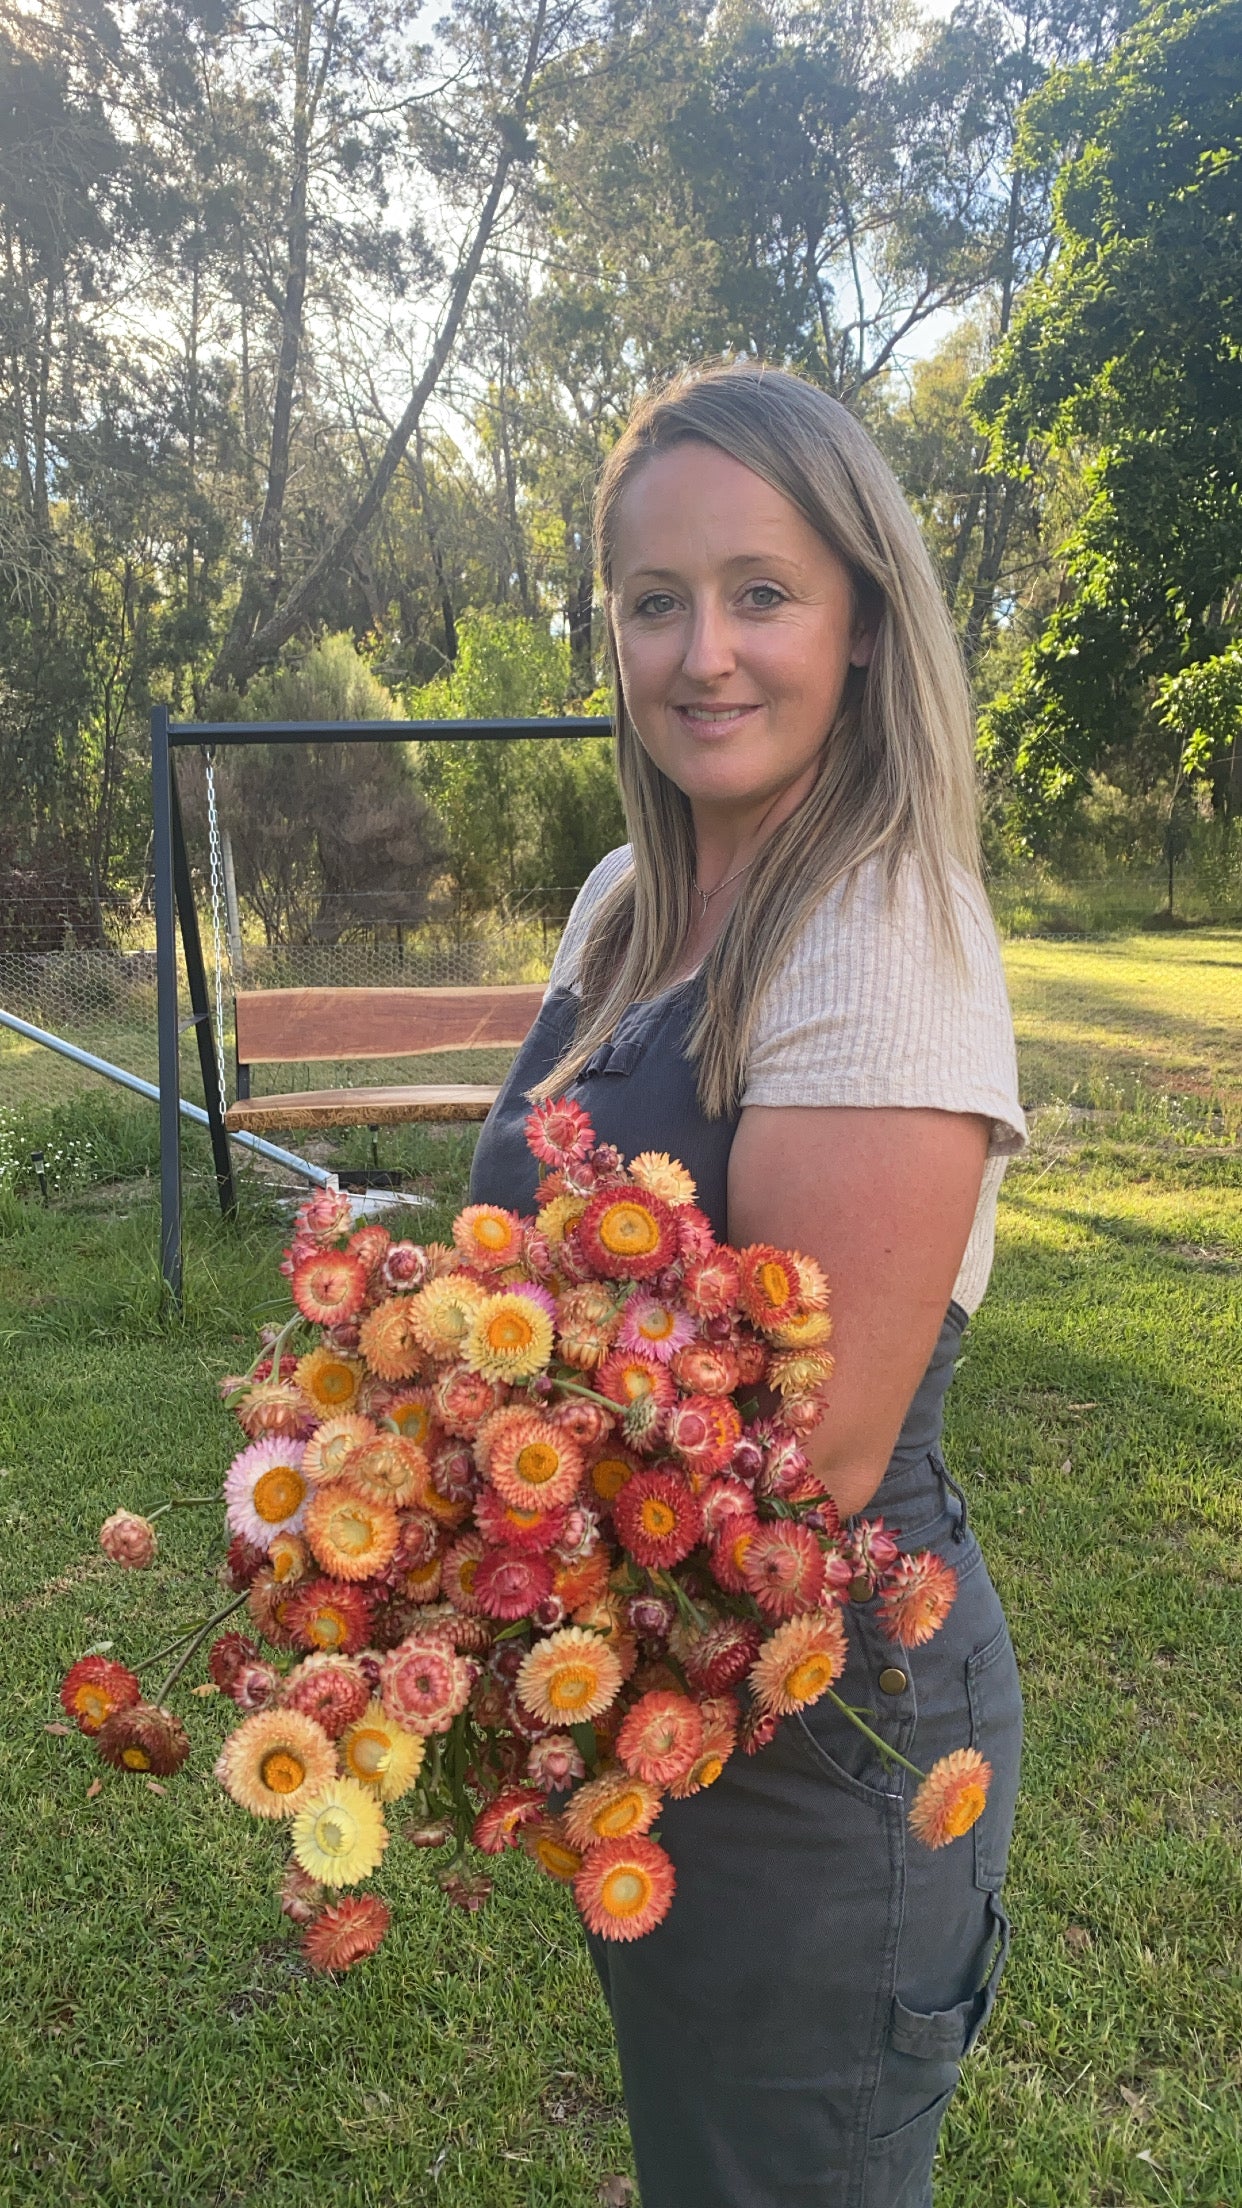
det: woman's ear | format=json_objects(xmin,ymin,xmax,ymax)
[
  {"xmin": 849, "ymin": 626, "xmax": 877, "ymax": 669},
  {"xmin": 849, "ymin": 580, "xmax": 883, "ymax": 669}
]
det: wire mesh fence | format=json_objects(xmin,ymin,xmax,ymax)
[{"xmin": 0, "ymin": 910, "xmax": 558, "ymax": 1119}]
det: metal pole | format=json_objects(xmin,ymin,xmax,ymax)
[
  {"xmin": 0, "ymin": 1008, "xmax": 337, "ymax": 1186},
  {"xmin": 170, "ymin": 766, "xmax": 238, "ymax": 1220},
  {"xmin": 151, "ymin": 705, "xmax": 182, "ymax": 1305}
]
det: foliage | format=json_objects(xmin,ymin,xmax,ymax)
[
  {"xmin": 408, "ymin": 609, "xmax": 623, "ymax": 922},
  {"xmin": 973, "ymin": 0, "xmax": 1242, "ymax": 843},
  {"xmin": 195, "ymin": 634, "xmax": 442, "ymax": 944}
]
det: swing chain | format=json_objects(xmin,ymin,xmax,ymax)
[{"xmin": 203, "ymin": 746, "xmax": 232, "ymax": 1111}]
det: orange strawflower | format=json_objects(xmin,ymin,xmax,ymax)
[
  {"xmin": 748, "ymin": 1610, "xmax": 847, "ymax": 1718},
  {"xmin": 563, "ymin": 1769, "xmax": 662, "ymax": 1848},
  {"xmin": 516, "ymin": 1626, "xmax": 623, "ymax": 1725},
  {"xmin": 295, "ymin": 1345, "xmax": 364, "ymax": 1415},
  {"xmin": 358, "ymin": 1297, "xmax": 426, "ymax": 1382},
  {"xmin": 305, "ymin": 1482, "xmax": 400, "ymax": 1581},
  {"xmin": 574, "ymin": 1835, "xmax": 676, "ymax": 1941},
  {"xmin": 910, "ymin": 1748, "xmax": 992, "ymax": 1848},
  {"xmin": 878, "ymin": 1551, "xmax": 958, "ymax": 1648},
  {"xmin": 303, "ymin": 1415, "xmax": 376, "ymax": 1485}
]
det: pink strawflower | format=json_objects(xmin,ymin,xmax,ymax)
[{"xmin": 99, "ymin": 1510, "xmax": 158, "ymax": 1569}]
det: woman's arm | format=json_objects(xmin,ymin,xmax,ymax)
[{"xmin": 727, "ymin": 1105, "xmax": 990, "ymax": 1518}]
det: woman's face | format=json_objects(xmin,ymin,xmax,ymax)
[{"xmin": 609, "ymin": 441, "xmax": 876, "ymax": 820}]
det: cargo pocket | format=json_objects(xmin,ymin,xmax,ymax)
[
  {"xmin": 966, "ymin": 1622, "xmax": 1023, "ymax": 1892},
  {"xmin": 865, "ymin": 1896, "xmax": 1010, "ymax": 2205}
]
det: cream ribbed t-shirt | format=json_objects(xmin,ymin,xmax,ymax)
[{"xmin": 548, "ymin": 845, "xmax": 1027, "ymax": 1314}]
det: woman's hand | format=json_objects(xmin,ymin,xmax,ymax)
[{"xmin": 727, "ymin": 1105, "xmax": 990, "ymax": 1518}]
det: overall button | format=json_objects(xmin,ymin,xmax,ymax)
[{"xmin": 878, "ymin": 1667, "xmax": 909, "ymax": 1696}]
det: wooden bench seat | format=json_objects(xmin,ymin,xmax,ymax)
[{"xmin": 223, "ymin": 984, "xmax": 543, "ymax": 1136}]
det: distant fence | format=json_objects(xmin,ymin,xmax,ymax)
[{"xmin": 0, "ymin": 914, "xmax": 558, "ymax": 1116}]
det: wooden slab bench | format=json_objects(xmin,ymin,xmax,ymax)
[{"xmin": 224, "ymin": 984, "xmax": 543, "ymax": 1134}]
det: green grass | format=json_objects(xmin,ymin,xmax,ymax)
[{"xmin": 1, "ymin": 960, "xmax": 1241, "ymax": 2205}]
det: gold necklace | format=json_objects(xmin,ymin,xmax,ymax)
[{"xmin": 693, "ymin": 857, "xmax": 756, "ymax": 918}]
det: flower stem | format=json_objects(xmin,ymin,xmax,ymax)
[
  {"xmin": 551, "ymin": 1375, "xmax": 627, "ymax": 1415},
  {"xmin": 153, "ymin": 1587, "xmax": 251, "ymax": 1705},
  {"xmin": 819, "ymin": 1686, "xmax": 926, "ymax": 1782},
  {"xmin": 148, "ymin": 1496, "xmax": 219, "ymax": 1520}
]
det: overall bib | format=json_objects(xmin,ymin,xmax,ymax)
[{"xmin": 470, "ymin": 979, "xmax": 1023, "ymax": 2208}]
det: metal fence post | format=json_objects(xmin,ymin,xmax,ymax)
[{"xmin": 151, "ymin": 704, "xmax": 183, "ymax": 1307}]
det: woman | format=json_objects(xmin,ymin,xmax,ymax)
[{"xmin": 470, "ymin": 364, "xmax": 1025, "ymax": 2208}]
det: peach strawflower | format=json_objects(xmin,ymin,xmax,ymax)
[
  {"xmin": 291, "ymin": 1248, "xmax": 368, "ymax": 1327},
  {"xmin": 305, "ymin": 1482, "xmax": 399, "ymax": 1581},
  {"xmin": 628, "ymin": 1151, "xmax": 697, "ymax": 1206},
  {"xmin": 215, "ymin": 1707, "xmax": 336, "ymax": 1817},
  {"xmin": 484, "ymin": 1411, "xmax": 584, "ymax": 1511},
  {"xmin": 748, "ymin": 1610, "xmax": 848, "ymax": 1718},
  {"xmin": 406, "ymin": 1275, "xmax": 490, "ymax": 1360},
  {"xmin": 433, "ymin": 1364, "xmax": 505, "ymax": 1438},
  {"xmin": 522, "ymin": 1813, "xmax": 585, "ymax": 1884},
  {"xmin": 99, "ymin": 1509, "xmax": 158, "ymax": 1568},
  {"xmin": 472, "ymin": 1785, "xmax": 548, "ymax": 1854},
  {"xmin": 670, "ymin": 1341, "xmax": 739, "ymax": 1396},
  {"xmin": 302, "ymin": 1415, "xmax": 376, "ymax": 1486},
  {"xmin": 768, "ymin": 1348, "xmax": 836, "ymax": 1396},
  {"xmin": 516, "ymin": 1627, "xmax": 624, "ymax": 1725},
  {"xmin": 452, "ymin": 1203, "xmax": 524, "ymax": 1270},
  {"xmin": 385, "ymin": 1389, "xmax": 438, "ymax": 1448},
  {"xmin": 96, "ymin": 1702, "xmax": 189, "ymax": 1776},
  {"xmin": 358, "ymin": 1297, "xmax": 426, "ymax": 1382},
  {"xmin": 344, "ymin": 1433, "xmax": 427, "ymax": 1508},
  {"xmin": 538, "ymin": 1192, "xmax": 588, "ymax": 1246},
  {"xmin": 682, "ymin": 1248, "xmax": 741, "ymax": 1318},
  {"xmin": 291, "ymin": 1778, "xmax": 389, "ymax": 1886},
  {"xmin": 614, "ymin": 1467, "xmax": 703, "ymax": 1570},
  {"xmin": 556, "ymin": 1283, "xmax": 620, "ymax": 1369},
  {"xmin": 225, "ymin": 1437, "xmax": 309, "ymax": 1547},
  {"xmin": 574, "ymin": 1835, "xmax": 676, "ymax": 1941},
  {"xmin": 616, "ymin": 1690, "xmax": 704, "ymax": 1787},
  {"xmin": 878, "ymin": 1551, "xmax": 959, "ymax": 1648},
  {"xmin": 910, "ymin": 1749, "xmax": 992, "ymax": 1849},
  {"xmin": 769, "ymin": 1305, "xmax": 833, "ymax": 1350},
  {"xmin": 564, "ymin": 1769, "xmax": 662, "ymax": 1848},
  {"xmin": 303, "ymin": 1893, "xmax": 391, "ymax": 1971},
  {"xmin": 234, "ymin": 1378, "xmax": 316, "ymax": 1440},
  {"xmin": 339, "ymin": 1700, "xmax": 426, "ymax": 1800},
  {"xmin": 295, "ymin": 1345, "xmax": 364, "ymax": 1416},
  {"xmin": 281, "ymin": 1652, "xmax": 371, "ymax": 1738},
  {"xmin": 577, "ymin": 1186, "xmax": 679, "ymax": 1280},
  {"xmin": 60, "ymin": 1656, "xmax": 142, "ymax": 1735}
]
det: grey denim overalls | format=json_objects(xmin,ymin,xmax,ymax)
[{"xmin": 470, "ymin": 977, "xmax": 1023, "ymax": 2208}]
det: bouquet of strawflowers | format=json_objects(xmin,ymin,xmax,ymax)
[{"xmin": 59, "ymin": 1098, "xmax": 990, "ymax": 1973}]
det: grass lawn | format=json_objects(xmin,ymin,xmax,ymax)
[{"xmin": 1, "ymin": 944, "xmax": 1240, "ymax": 2205}]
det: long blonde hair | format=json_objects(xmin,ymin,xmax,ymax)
[{"xmin": 540, "ymin": 363, "xmax": 981, "ymax": 1119}]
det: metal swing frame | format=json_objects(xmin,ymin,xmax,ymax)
[{"xmin": 152, "ymin": 705, "xmax": 609, "ymax": 1306}]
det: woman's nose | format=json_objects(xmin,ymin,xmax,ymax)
[{"xmin": 680, "ymin": 599, "xmax": 736, "ymax": 683}]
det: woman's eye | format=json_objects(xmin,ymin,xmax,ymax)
[
  {"xmin": 744, "ymin": 585, "xmax": 786, "ymax": 609},
  {"xmin": 635, "ymin": 592, "xmax": 678, "ymax": 617}
]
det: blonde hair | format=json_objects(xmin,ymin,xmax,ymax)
[{"xmin": 540, "ymin": 363, "xmax": 981, "ymax": 1119}]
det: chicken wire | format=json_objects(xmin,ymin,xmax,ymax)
[{"xmin": 0, "ymin": 911, "xmax": 556, "ymax": 1116}]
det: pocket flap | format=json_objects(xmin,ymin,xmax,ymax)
[{"xmin": 889, "ymin": 1989, "xmax": 981, "ymax": 2062}]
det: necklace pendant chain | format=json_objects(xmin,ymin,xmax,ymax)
[{"xmin": 694, "ymin": 855, "xmax": 756, "ymax": 916}]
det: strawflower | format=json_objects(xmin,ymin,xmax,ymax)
[
  {"xmin": 524, "ymin": 1096, "xmax": 595, "ymax": 1168},
  {"xmin": 516, "ymin": 1627, "xmax": 624, "ymax": 1725},
  {"xmin": 878, "ymin": 1551, "xmax": 958, "ymax": 1648},
  {"xmin": 564, "ymin": 1769, "xmax": 662, "ymax": 1848},
  {"xmin": 95, "ymin": 1701, "xmax": 189, "ymax": 1776},
  {"xmin": 463, "ymin": 1292, "xmax": 554, "ymax": 1382},
  {"xmin": 473, "ymin": 1546, "xmax": 554, "ymax": 1620},
  {"xmin": 748, "ymin": 1611, "xmax": 848, "ymax": 1719},
  {"xmin": 291, "ymin": 1778, "xmax": 389, "ymax": 1887},
  {"xmin": 339, "ymin": 1701, "xmax": 426, "ymax": 1800},
  {"xmin": 484, "ymin": 1411, "xmax": 584, "ymax": 1511},
  {"xmin": 295, "ymin": 1345, "xmax": 364, "ymax": 1416},
  {"xmin": 291, "ymin": 1248, "xmax": 368, "ymax": 1327},
  {"xmin": 525, "ymin": 1733, "xmax": 585, "ymax": 1790},
  {"xmin": 614, "ymin": 1467, "xmax": 703, "ymax": 1570},
  {"xmin": 628, "ymin": 1151, "xmax": 696, "ymax": 1206},
  {"xmin": 345, "ymin": 1433, "xmax": 427, "ymax": 1507},
  {"xmin": 306, "ymin": 1483, "xmax": 400, "ymax": 1582},
  {"xmin": 615, "ymin": 1690, "xmax": 703, "ymax": 1787},
  {"xmin": 225, "ymin": 1437, "xmax": 309, "ymax": 1547},
  {"xmin": 206, "ymin": 1633, "xmax": 261, "ymax": 1694},
  {"xmin": 379, "ymin": 1635, "xmax": 475, "ymax": 1735},
  {"xmin": 617, "ymin": 1294, "xmax": 696, "ymax": 1365},
  {"xmin": 284, "ymin": 1576, "xmax": 375, "ymax": 1655},
  {"xmin": 910, "ymin": 1749, "xmax": 992, "ymax": 1849},
  {"xmin": 60, "ymin": 1655, "xmax": 142, "ymax": 1735},
  {"xmin": 577, "ymin": 1186, "xmax": 679, "ymax": 1281},
  {"xmin": 472, "ymin": 1785, "xmax": 547, "ymax": 1854},
  {"xmin": 281, "ymin": 1652, "xmax": 371, "ymax": 1738},
  {"xmin": 215, "ymin": 1707, "xmax": 336, "ymax": 1817},
  {"xmin": 741, "ymin": 1522, "xmax": 827, "ymax": 1619},
  {"xmin": 99, "ymin": 1509, "xmax": 158, "ymax": 1569},
  {"xmin": 304, "ymin": 1893, "xmax": 391, "ymax": 1971},
  {"xmin": 358, "ymin": 1298, "xmax": 425, "ymax": 1383},
  {"xmin": 279, "ymin": 1859, "xmax": 326, "ymax": 1926},
  {"xmin": 522, "ymin": 1813, "xmax": 585, "ymax": 1885},
  {"xmin": 574, "ymin": 1835, "xmax": 676, "ymax": 1941}
]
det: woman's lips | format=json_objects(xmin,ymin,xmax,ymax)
[{"xmin": 672, "ymin": 703, "xmax": 761, "ymax": 737}]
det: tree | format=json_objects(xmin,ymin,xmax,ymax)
[{"xmin": 972, "ymin": 0, "xmax": 1242, "ymax": 842}]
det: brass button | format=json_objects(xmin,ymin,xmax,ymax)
[{"xmin": 878, "ymin": 1667, "xmax": 908, "ymax": 1696}]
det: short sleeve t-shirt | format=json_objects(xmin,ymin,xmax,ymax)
[{"xmin": 548, "ymin": 845, "xmax": 1026, "ymax": 1313}]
